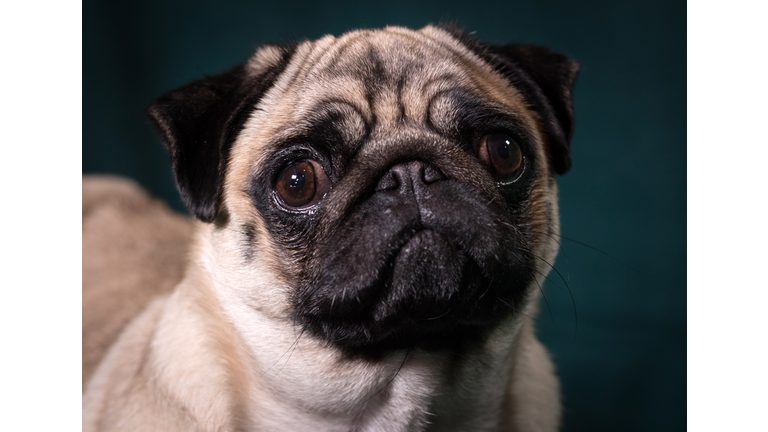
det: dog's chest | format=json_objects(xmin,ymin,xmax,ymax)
[{"xmin": 238, "ymin": 342, "xmax": 516, "ymax": 432}]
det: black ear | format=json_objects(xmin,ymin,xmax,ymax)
[
  {"xmin": 145, "ymin": 45, "xmax": 296, "ymax": 222},
  {"xmin": 483, "ymin": 44, "xmax": 579, "ymax": 175},
  {"xmin": 440, "ymin": 25, "xmax": 580, "ymax": 175}
]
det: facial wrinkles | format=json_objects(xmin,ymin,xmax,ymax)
[
  {"xmin": 230, "ymin": 25, "xmax": 555, "ymax": 282},
  {"xmin": 265, "ymin": 39, "xmax": 516, "ymax": 229},
  {"xmin": 296, "ymin": 32, "xmax": 451, "ymax": 130},
  {"xmin": 234, "ymin": 25, "xmax": 546, "ymax": 200}
]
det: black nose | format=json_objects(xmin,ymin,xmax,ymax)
[{"xmin": 375, "ymin": 161, "xmax": 446, "ymax": 193}]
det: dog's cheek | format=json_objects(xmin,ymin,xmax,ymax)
[{"xmin": 528, "ymin": 176, "xmax": 561, "ymax": 267}]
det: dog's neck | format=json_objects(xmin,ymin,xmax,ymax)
[
  {"xmin": 234, "ymin": 319, "xmax": 525, "ymax": 432},
  {"xmin": 147, "ymin": 227, "xmax": 531, "ymax": 431}
]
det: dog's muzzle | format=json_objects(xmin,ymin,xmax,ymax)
[{"xmin": 294, "ymin": 159, "xmax": 535, "ymax": 352}]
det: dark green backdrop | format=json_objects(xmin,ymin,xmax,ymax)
[{"xmin": 83, "ymin": 1, "xmax": 686, "ymax": 430}]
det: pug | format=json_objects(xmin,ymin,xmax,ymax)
[{"xmin": 82, "ymin": 24, "xmax": 578, "ymax": 432}]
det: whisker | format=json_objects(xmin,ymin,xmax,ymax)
[
  {"xmin": 530, "ymin": 229, "xmax": 572, "ymax": 286},
  {"xmin": 531, "ymin": 230, "xmax": 643, "ymax": 276},
  {"xmin": 262, "ymin": 326, "xmax": 305, "ymax": 377},
  {"xmin": 363, "ymin": 348, "xmax": 410, "ymax": 404},
  {"xmin": 478, "ymin": 277, "xmax": 494, "ymax": 300},
  {"xmin": 497, "ymin": 220, "xmax": 531, "ymax": 265},
  {"xmin": 423, "ymin": 307, "xmax": 453, "ymax": 321},
  {"xmin": 533, "ymin": 275, "xmax": 554, "ymax": 324},
  {"xmin": 529, "ymin": 253, "xmax": 578, "ymax": 342},
  {"xmin": 531, "ymin": 268, "xmax": 567, "ymax": 293},
  {"xmin": 497, "ymin": 297, "xmax": 515, "ymax": 310},
  {"xmin": 529, "ymin": 252, "xmax": 571, "ymax": 294},
  {"xmin": 273, "ymin": 328, "xmax": 307, "ymax": 377},
  {"xmin": 496, "ymin": 296, "xmax": 538, "ymax": 321}
]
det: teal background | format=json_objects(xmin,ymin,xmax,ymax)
[{"xmin": 83, "ymin": 1, "xmax": 686, "ymax": 430}]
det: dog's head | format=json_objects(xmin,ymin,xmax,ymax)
[{"xmin": 146, "ymin": 25, "xmax": 578, "ymax": 355}]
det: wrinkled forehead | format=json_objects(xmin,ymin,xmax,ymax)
[
  {"xmin": 229, "ymin": 27, "xmax": 541, "ymax": 178},
  {"xmin": 279, "ymin": 27, "xmax": 533, "ymax": 135},
  {"xmin": 224, "ymin": 26, "xmax": 547, "ymax": 221}
]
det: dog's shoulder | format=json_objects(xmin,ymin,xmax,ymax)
[
  {"xmin": 505, "ymin": 318, "xmax": 562, "ymax": 431},
  {"xmin": 82, "ymin": 175, "xmax": 194, "ymax": 387}
]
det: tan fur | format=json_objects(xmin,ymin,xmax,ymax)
[
  {"xmin": 505, "ymin": 320, "xmax": 562, "ymax": 432},
  {"xmin": 83, "ymin": 26, "xmax": 563, "ymax": 431},
  {"xmin": 82, "ymin": 176, "xmax": 193, "ymax": 387}
]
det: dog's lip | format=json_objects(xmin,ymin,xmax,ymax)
[
  {"xmin": 396, "ymin": 228, "xmax": 434, "ymax": 251},
  {"xmin": 387, "ymin": 226, "xmax": 446, "ymax": 263}
]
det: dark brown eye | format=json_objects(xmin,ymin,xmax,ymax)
[
  {"xmin": 478, "ymin": 133, "xmax": 523, "ymax": 182},
  {"xmin": 275, "ymin": 160, "xmax": 330, "ymax": 208}
]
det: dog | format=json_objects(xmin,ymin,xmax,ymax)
[{"xmin": 82, "ymin": 24, "xmax": 578, "ymax": 431}]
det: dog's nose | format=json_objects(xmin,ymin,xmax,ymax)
[{"xmin": 375, "ymin": 160, "xmax": 446, "ymax": 193}]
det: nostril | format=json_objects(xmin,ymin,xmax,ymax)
[
  {"xmin": 422, "ymin": 164, "xmax": 445, "ymax": 184},
  {"xmin": 376, "ymin": 161, "xmax": 445, "ymax": 193},
  {"xmin": 376, "ymin": 170, "xmax": 400, "ymax": 191}
]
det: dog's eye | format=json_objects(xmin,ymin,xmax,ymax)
[
  {"xmin": 479, "ymin": 133, "xmax": 523, "ymax": 182},
  {"xmin": 275, "ymin": 160, "xmax": 330, "ymax": 208}
]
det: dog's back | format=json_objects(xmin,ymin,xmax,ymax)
[{"xmin": 82, "ymin": 176, "xmax": 193, "ymax": 387}]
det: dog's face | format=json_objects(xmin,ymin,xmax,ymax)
[{"xmin": 147, "ymin": 25, "xmax": 578, "ymax": 355}]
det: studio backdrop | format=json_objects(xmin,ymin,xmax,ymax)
[{"xmin": 83, "ymin": 1, "xmax": 686, "ymax": 430}]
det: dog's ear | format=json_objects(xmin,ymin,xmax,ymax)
[
  {"xmin": 145, "ymin": 45, "xmax": 296, "ymax": 222},
  {"xmin": 483, "ymin": 44, "xmax": 579, "ymax": 175},
  {"xmin": 439, "ymin": 25, "xmax": 579, "ymax": 175}
]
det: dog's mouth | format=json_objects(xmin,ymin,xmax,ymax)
[{"xmin": 295, "ymin": 219, "xmax": 533, "ymax": 353}]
